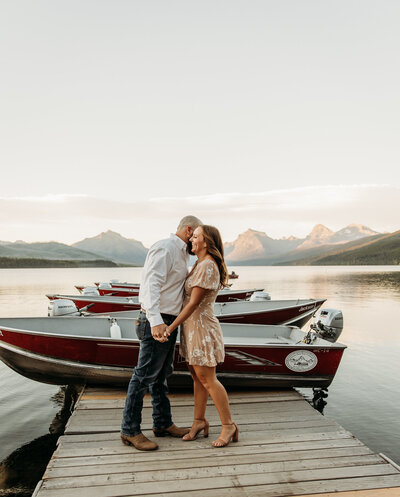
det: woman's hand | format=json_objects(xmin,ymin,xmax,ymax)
[{"xmin": 163, "ymin": 326, "xmax": 172, "ymax": 338}]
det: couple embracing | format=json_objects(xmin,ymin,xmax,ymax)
[{"xmin": 120, "ymin": 215, "xmax": 239, "ymax": 451}]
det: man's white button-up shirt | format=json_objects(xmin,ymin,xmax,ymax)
[{"xmin": 139, "ymin": 234, "xmax": 189, "ymax": 327}]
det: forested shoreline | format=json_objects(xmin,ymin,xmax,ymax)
[{"xmin": 0, "ymin": 258, "xmax": 119, "ymax": 268}]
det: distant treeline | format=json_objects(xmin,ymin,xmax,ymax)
[
  {"xmin": 0, "ymin": 257, "xmax": 119, "ymax": 268},
  {"xmin": 310, "ymin": 253, "xmax": 400, "ymax": 266}
]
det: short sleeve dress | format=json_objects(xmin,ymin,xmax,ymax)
[{"xmin": 179, "ymin": 258, "xmax": 225, "ymax": 367}]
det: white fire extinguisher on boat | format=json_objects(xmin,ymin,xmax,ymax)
[{"xmin": 109, "ymin": 318, "xmax": 122, "ymax": 339}]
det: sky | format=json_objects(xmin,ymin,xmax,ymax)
[{"xmin": 1, "ymin": 1, "xmax": 399, "ymax": 247}]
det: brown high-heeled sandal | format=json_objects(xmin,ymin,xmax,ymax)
[
  {"xmin": 212, "ymin": 422, "xmax": 239, "ymax": 448},
  {"xmin": 182, "ymin": 418, "xmax": 209, "ymax": 441}
]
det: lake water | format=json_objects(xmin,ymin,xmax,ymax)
[{"xmin": 0, "ymin": 266, "xmax": 399, "ymax": 465}]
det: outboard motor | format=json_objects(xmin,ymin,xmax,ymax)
[
  {"xmin": 48, "ymin": 299, "xmax": 80, "ymax": 317},
  {"xmin": 82, "ymin": 286, "xmax": 100, "ymax": 296},
  {"xmin": 249, "ymin": 291, "xmax": 271, "ymax": 301},
  {"xmin": 310, "ymin": 308, "xmax": 344, "ymax": 343}
]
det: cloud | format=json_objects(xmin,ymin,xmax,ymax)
[{"xmin": 0, "ymin": 184, "xmax": 399, "ymax": 245}]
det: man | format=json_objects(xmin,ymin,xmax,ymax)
[{"xmin": 121, "ymin": 215, "xmax": 203, "ymax": 450}]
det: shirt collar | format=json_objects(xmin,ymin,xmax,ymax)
[{"xmin": 170, "ymin": 233, "xmax": 187, "ymax": 252}]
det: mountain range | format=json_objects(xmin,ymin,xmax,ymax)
[
  {"xmin": 0, "ymin": 241, "xmax": 104, "ymax": 261},
  {"xmin": 1, "ymin": 224, "xmax": 399, "ymax": 266},
  {"xmin": 0, "ymin": 230, "xmax": 147, "ymax": 266},
  {"xmin": 224, "ymin": 224, "xmax": 380, "ymax": 264},
  {"xmin": 72, "ymin": 231, "xmax": 148, "ymax": 266}
]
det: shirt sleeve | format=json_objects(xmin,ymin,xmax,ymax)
[
  {"xmin": 141, "ymin": 246, "xmax": 172, "ymax": 327},
  {"xmin": 190, "ymin": 260, "xmax": 220, "ymax": 291}
]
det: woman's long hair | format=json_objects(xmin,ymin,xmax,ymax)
[{"xmin": 201, "ymin": 225, "xmax": 229, "ymax": 288}]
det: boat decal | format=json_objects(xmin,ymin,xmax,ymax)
[
  {"xmin": 225, "ymin": 350, "xmax": 281, "ymax": 366},
  {"xmin": 285, "ymin": 350, "xmax": 318, "ymax": 372},
  {"xmin": 298, "ymin": 305, "xmax": 315, "ymax": 313}
]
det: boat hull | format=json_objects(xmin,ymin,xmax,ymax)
[
  {"xmin": 98, "ymin": 287, "xmax": 140, "ymax": 297},
  {"xmin": 97, "ymin": 288, "xmax": 263, "ymax": 300},
  {"xmin": 90, "ymin": 288, "xmax": 264, "ymax": 300},
  {"xmin": 47, "ymin": 294, "xmax": 141, "ymax": 313},
  {"xmin": 216, "ymin": 299, "xmax": 326, "ymax": 328},
  {"xmin": 110, "ymin": 282, "xmax": 140, "ymax": 289},
  {"xmin": 0, "ymin": 341, "xmax": 337, "ymax": 388},
  {"xmin": 0, "ymin": 321, "xmax": 345, "ymax": 388},
  {"xmin": 76, "ymin": 283, "xmax": 141, "ymax": 292},
  {"xmin": 47, "ymin": 295, "xmax": 323, "ymax": 328},
  {"xmin": 102, "ymin": 300, "xmax": 325, "ymax": 329},
  {"xmin": 215, "ymin": 289, "xmax": 263, "ymax": 302}
]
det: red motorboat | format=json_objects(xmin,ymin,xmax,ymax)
[
  {"xmin": 0, "ymin": 316, "xmax": 346, "ymax": 388},
  {"xmin": 93, "ymin": 281, "xmax": 141, "ymax": 289},
  {"xmin": 50, "ymin": 287, "xmax": 264, "ymax": 308},
  {"xmin": 76, "ymin": 282, "xmax": 141, "ymax": 294},
  {"xmin": 75, "ymin": 286, "xmax": 140, "ymax": 296},
  {"xmin": 97, "ymin": 287, "xmax": 262, "ymax": 300},
  {"xmin": 95, "ymin": 299, "xmax": 327, "ymax": 329},
  {"xmin": 215, "ymin": 299, "xmax": 326, "ymax": 327},
  {"xmin": 228, "ymin": 271, "xmax": 239, "ymax": 279},
  {"xmin": 47, "ymin": 294, "xmax": 141, "ymax": 314},
  {"xmin": 76, "ymin": 286, "xmax": 262, "ymax": 299},
  {"xmin": 109, "ymin": 282, "xmax": 140, "ymax": 289},
  {"xmin": 97, "ymin": 287, "xmax": 140, "ymax": 297},
  {"xmin": 47, "ymin": 294, "xmax": 326, "ymax": 328}
]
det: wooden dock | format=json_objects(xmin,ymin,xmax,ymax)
[{"xmin": 34, "ymin": 387, "xmax": 400, "ymax": 497}]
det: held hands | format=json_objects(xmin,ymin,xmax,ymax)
[
  {"xmin": 151, "ymin": 324, "xmax": 174, "ymax": 343},
  {"xmin": 151, "ymin": 324, "xmax": 168, "ymax": 343}
]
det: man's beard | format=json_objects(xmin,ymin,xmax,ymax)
[{"xmin": 187, "ymin": 241, "xmax": 195, "ymax": 256}]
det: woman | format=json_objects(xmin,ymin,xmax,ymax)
[{"xmin": 164, "ymin": 225, "xmax": 238, "ymax": 448}]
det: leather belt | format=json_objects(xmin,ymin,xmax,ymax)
[{"xmin": 140, "ymin": 308, "xmax": 177, "ymax": 320}]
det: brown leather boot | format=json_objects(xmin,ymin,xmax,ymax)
[
  {"xmin": 120, "ymin": 433, "xmax": 159, "ymax": 451},
  {"xmin": 153, "ymin": 423, "xmax": 190, "ymax": 438}
]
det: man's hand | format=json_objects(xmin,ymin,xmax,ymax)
[{"xmin": 151, "ymin": 323, "xmax": 168, "ymax": 342}]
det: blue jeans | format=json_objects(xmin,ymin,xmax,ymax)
[{"xmin": 121, "ymin": 311, "xmax": 178, "ymax": 436}]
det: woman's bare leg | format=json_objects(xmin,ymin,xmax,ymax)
[
  {"xmin": 192, "ymin": 365, "xmax": 237, "ymax": 444},
  {"xmin": 190, "ymin": 365, "xmax": 209, "ymax": 420},
  {"xmin": 183, "ymin": 365, "xmax": 209, "ymax": 439}
]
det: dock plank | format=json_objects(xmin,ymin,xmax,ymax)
[
  {"xmin": 43, "ymin": 455, "xmax": 386, "ymax": 487},
  {"xmin": 36, "ymin": 386, "xmax": 400, "ymax": 497},
  {"xmin": 38, "ymin": 467, "xmax": 400, "ymax": 497},
  {"xmin": 44, "ymin": 447, "xmax": 375, "ymax": 478},
  {"xmin": 77, "ymin": 393, "xmax": 304, "ymax": 408},
  {"xmin": 54, "ymin": 430, "xmax": 353, "ymax": 457},
  {"xmin": 46, "ymin": 438, "xmax": 368, "ymax": 469},
  {"xmin": 295, "ymin": 489, "xmax": 400, "ymax": 497}
]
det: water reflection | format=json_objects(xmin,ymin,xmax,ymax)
[
  {"xmin": 333, "ymin": 271, "xmax": 400, "ymax": 293},
  {"xmin": 299, "ymin": 387, "xmax": 329, "ymax": 414},
  {"xmin": 0, "ymin": 385, "xmax": 80, "ymax": 497},
  {"xmin": 310, "ymin": 387, "xmax": 329, "ymax": 413},
  {"xmin": 307, "ymin": 271, "xmax": 400, "ymax": 301}
]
